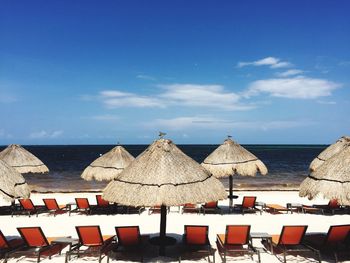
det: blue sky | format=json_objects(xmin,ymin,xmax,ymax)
[{"xmin": 0, "ymin": 0, "xmax": 349, "ymax": 145}]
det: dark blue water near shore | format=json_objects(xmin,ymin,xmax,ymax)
[{"xmin": 0, "ymin": 145, "xmax": 327, "ymax": 192}]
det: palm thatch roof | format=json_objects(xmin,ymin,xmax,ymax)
[
  {"xmin": 81, "ymin": 145, "xmax": 135, "ymax": 181},
  {"xmin": 103, "ymin": 139, "xmax": 227, "ymax": 207},
  {"xmin": 0, "ymin": 160, "xmax": 30, "ymax": 201},
  {"xmin": 299, "ymin": 146, "xmax": 350, "ymax": 205},
  {"xmin": 0, "ymin": 144, "xmax": 49, "ymax": 174},
  {"xmin": 201, "ymin": 138, "xmax": 268, "ymax": 178},
  {"xmin": 309, "ymin": 136, "xmax": 350, "ymax": 172}
]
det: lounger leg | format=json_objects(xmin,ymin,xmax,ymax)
[
  {"xmin": 283, "ymin": 250, "xmax": 286, "ymax": 263},
  {"xmin": 257, "ymin": 250, "xmax": 261, "ymax": 263},
  {"xmin": 334, "ymin": 252, "xmax": 338, "ymax": 263},
  {"xmin": 65, "ymin": 252, "xmax": 69, "ymax": 263}
]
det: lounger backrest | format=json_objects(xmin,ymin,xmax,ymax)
[
  {"xmin": 184, "ymin": 203, "xmax": 196, "ymax": 208},
  {"xmin": 328, "ymin": 199, "xmax": 340, "ymax": 209},
  {"xmin": 76, "ymin": 226, "xmax": 103, "ymax": 246},
  {"xmin": 279, "ymin": 226, "xmax": 307, "ymax": 245},
  {"xmin": 325, "ymin": 225, "xmax": 350, "ymax": 245},
  {"xmin": 204, "ymin": 201, "xmax": 217, "ymax": 208},
  {"xmin": 75, "ymin": 198, "xmax": 90, "ymax": 209},
  {"xmin": 96, "ymin": 195, "xmax": 109, "ymax": 207},
  {"xmin": 19, "ymin": 199, "xmax": 35, "ymax": 211},
  {"xmin": 17, "ymin": 227, "xmax": 49, "ymax": 247},
  {"xmin": 184, "ymin": 225, "xmax": 209, "ymax": 245},
  {"xmin": 43, "ymin": 199, "xmax": 59, "ymax": 210},
  {"xmin": 0, "ymin": 230, "xmax": 9, "ymax": 248},
  {"xmin": 242, "ymin": 196, "xmax": 256, "ymax": 208},
  {"xmin": 116, "ymin": 226, "xmax": 140, "ymax": 246},
  {"xmin": 225, "ymin": 225, "xmax": 250, "ymax": 245}
]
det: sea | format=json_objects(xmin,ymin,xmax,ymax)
[{"xmin": 0, "ymin": 145, "xmax": 327, "ymax": 192}]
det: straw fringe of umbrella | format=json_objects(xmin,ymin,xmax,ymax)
[
  {"xmin": 81, "ymin": 146, "xmax": 135, "ymax": 181},
  {"xmin": 0, "ymin": 144, "xmax": 49, "ymax": 174},
  {"xmin": 103, "ymin": 139, "xmax": 227, "ymax": 207},
  {"xmin": 202, "ymin": 139, "xmax": 268, "ymax": 177},
  {"xmin": 300, "ymin": 146, "xmax": 350, "ymax": 205},
  {"xmin": 309, "ymin": 136, "xmax": 350, "ymax": 172},
  {"xmin": 0, "ymin": 160, "xmax": 30, "ymax": 201}
]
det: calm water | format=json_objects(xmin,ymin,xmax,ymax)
[{"xmin": 0, "ymin": 145, "xmax": 326, "ymax": 192}]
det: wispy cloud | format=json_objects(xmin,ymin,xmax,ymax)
[
  {"xmin": 146, "ymin": 116, "xmax": 314, "ymax": 131},
  {"xmin": 29, "ymin": 130, "xmax": 63, "ymax": 139},
  {"xmin": 97, "ymin": 84, "xmax": 255, "ymax": 111},
  {"xmin": 136, "ymin": 74, "xmax": 156, "ymax": 81},
  {"xmin": 0, "ymin": 129, "xmax": 13, "ymax": 139},
  {"xmin": 159, "ymin": 84, "xmax": 253, "ymax": 110},
  {"xmin": 90, "ymin": 115, "xmax": 120, "ymax": 121},
  {"xmin": 276, "ymin": 69, "xmax": 304, "ymax": 77},
  {"xmin": 237, "ymin": 57, "xmax": 292, "ymax": 69},
  {"xmin": 243, "ymin": 76, "xmax": 340, "ymax": 99},
  {"xmin": 100, "ymin": 90, "xmax": 165, "ymax": 108},
  {"xmin": 317, "ymin": 100, "xmax": 337, "ymax": 105}
]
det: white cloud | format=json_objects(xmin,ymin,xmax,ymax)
[
  {"xmin": 159, "ymin": 84, "xmax": 254, "ymax": 110},
  {"xmin": 317, "ymin": 100, "xmax": 337, "ymax": 105},
  {"xmin": 146, "ymin": 116, "xmax": 315, "ymax": 131},
  {"xmin": 136, "ymin": 74, "xmax": 156, "ymax": 81},
  {"xmin": 100, "ymin": 90, "xmax": 165, "ymax": 108},
  {"xmin": 0, "ymin": 129, "xmax": 13, "ymax": 138},
  {"xmin": 237, "ymin": 57, "xmax": 292, "ymax": 69},
  {"xmin": 29, "ymin": 130, "xmax": 63, "ymax": 139},
  {"xmin": 276, "ymin": 69, "xmax": 304, "ymax": 77},
  {"xmin": 244, "ymin": 76, "xmax": 340, "ymax": 99},
  {"xmin": 90, "ymin": 115, "xmax": 120, "ymax": 121},
  {"xmin": 98, "ymin": 84, "xmax": 255, "ymax": 111}
]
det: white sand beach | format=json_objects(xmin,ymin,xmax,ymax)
[{"xmin": 1, "ymin": 191, "xmax": 349, "ymax": 263}]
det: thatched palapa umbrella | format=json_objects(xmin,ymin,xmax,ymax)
[
  {"xmin": 0, "ymin": 160, "xmax": 30, "ymax": 202},
  {"xmin": 300, "ymin": 146, "xmax": 350, "ymax": 205},
  {"xmin": 309, "ymin": 136, "xmax": 350, "ymax": 172},
  {"xmin": 81, "ymin": 145, "xmax": 134, "ymax": 181},
  {"xmin": 0, "ymin": 144, "xmax": 49, "ymax": 174},
  {"xmin": 103, "ymin": 138, "xmax": 226, "ymax": 255},
  {"xmin": 202, "ymin": 137, "xmax": 268, "ymax": 207}
]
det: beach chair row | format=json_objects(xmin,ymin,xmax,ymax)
[
  {"xmin": 9, "ymin": 195, "xmax": 349, "ymax": 218},
  {"xmin": 11, "ymin": 196, "xmax": 145, "ymax": 217},
  {"xmin": 1, "ymin": 224, "xmax": 349, "ymax": 263}
]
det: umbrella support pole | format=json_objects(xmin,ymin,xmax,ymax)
[
  {"xmin": 159, "ymin": 205, "xmax": 167, "ymax": 256},
  {"xmin": 229, "ymin": 175, "xmax": 233, "ymax": 208}
]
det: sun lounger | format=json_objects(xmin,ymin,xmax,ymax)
[
  {"xmin": 94, "ymin": 195, "xmax": 114, "ymax": 214},
  {"xmin": 4, "ymin": 227, "xmax": 67, "ymax": 263},
  {"xmin": 12, "ymin": 199, "xmax": 45, "ymax": 217},
  {"xmin": 0, "ymin": 230, "xmax": 24, "ymax": 260},
  {"xmin": 216, "ymin": 225, "xmax": 260, "ymax": 263},
  {"xmin": 181, "ymin": 203, "xmax": 201, "ymax": 214},
  {"xmin": 148, "ymin": 205, "xmax": 170, "ymax": 215},
  {"xmin": 313, "ymin": 199, "xmax": 344, "ymax": 215},
  {"xmin": 302, "ymin": 205, "xmax": 325, "ymax": 215},
  {"xmin": 233, "ymin": 196, "xmax": 262, "ymax": 215},
  {"xmin": 69, "ymin": 198, "xmax": 91, "ymax": 216},
  {"xmin": 286, "ymin": 203, "xmax": 303, "ymax": 214},
  {"xmin": 180, "ymin": 225, "xmax": 214, "ymax": 262},
  {"xmin": 43, "ymin": 198, "xmax": 68, "ymax": 216},
  {"xmin": 66, "ymin": 225, "xmax": 115, "ymax": 263},
  {"xmin": 267, "ymin": 225, "xmax": 319, "ymax": 263},
  {"xmin": 265, "ymin": 204, "xmax": 288, "ymax": 214},
  {"xmin": 123, "ymin": 206, "xmax": 145, "ymax": 215},
  {"xmin": 303, "ymin": 224, "xmax": 350, "ymax": 262},
  {"xmin": 108, "ymin": 226, "xmax": 149, "ymax": 262},
  {"xmin": 201, "ymin": 201, "xmax": 222, "ymax": 215}
]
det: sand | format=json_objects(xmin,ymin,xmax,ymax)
[{"xmin": 1, "ymin": 191, "xmax": 349, "ymax": 263}]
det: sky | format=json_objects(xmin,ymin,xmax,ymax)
[{"xmin": 0, "ymin": 0, "xmax": 349, "ymax": 145}]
